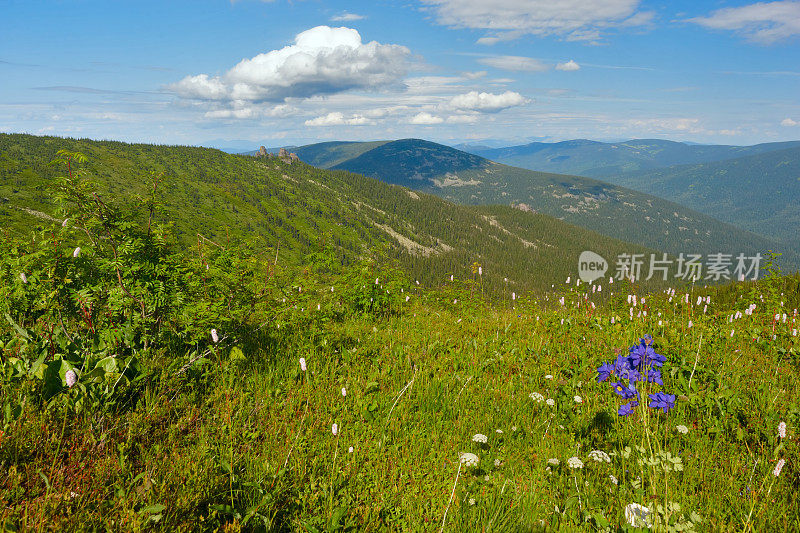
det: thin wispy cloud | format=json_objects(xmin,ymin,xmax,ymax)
[
  {"xmin": 687, "ymin": 1, "xmax": 800, "ymax": 44},
  {"xmin": 331, "ymin": 12, "xmax": 366, "ymax": 21},
  {"xmin": 478, "ymin": 55, "xmax": 549, "ymax": 72}
]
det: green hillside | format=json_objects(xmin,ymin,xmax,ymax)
[
  {"xmin": 293, "ymin": 138, "xmax": 799, "ymax": 269},
  {"xmin": 465, "ymin": 138, "xmax": 800, "ymax": 178},
  {"xmin": 599, "ymin": 146, "xmax": 800, "ymax": 246},
  {"xmin": 1, "ymin": 133, "xmax": 667, "ymax": 294}
]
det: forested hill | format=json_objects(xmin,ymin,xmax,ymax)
[
  {"xmin": 2, "ymin": 133, "xmax": 664, "ymax": 294},
  {"xmin": 598, "ymin": 146, "xmax": 800, "ymax": 247},
  {"xmin": 289, "ymin": 138, "xmax": 798, "ymax": 268}
]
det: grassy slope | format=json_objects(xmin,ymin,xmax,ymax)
[
  {"xmin": 0, "ymin": 133, "xmax": 664, "ymax": 294},
  {"xmin": 599, "ymin": 146, "xmax": 800, "ymax": 246},
  {"xmin": 295, "ymin": 138, "xmax": 798, "ymax": 268},
  {"xmin": 3, "ymin": 273, "xmax": 798, "ymax": 530}
]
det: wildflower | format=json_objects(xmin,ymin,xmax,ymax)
[
  {"xmin": 299, "ymin": 357, "xmax": 307, "ymax": 372},
  {"xmin": 778, "ymin": 421, "xmax": 787, "ymax": 439},
  {"xmin": 773, "ymin": 459, "xmax": 785, "ymax": 477},
  {"xmin": 574, "ymin": 395, "xmax": 583, "ymax": 404},
  {"xmin": 460, "ymin": 452, "xmax": 479, "ymax": 467},
  {"xmin": 62, "ymin": 218, "xmax": 69, "ymax": 227},
  {"xmin": 567, "ymin": 457, "xmax": 584, "ymax": 469},
  {"xmin": 618, "ymin": 401, "xmax": 638, "ymax": 417},
  {"xmin": 211, "ymin": 328, "xmax": 219, "ymax": 343},
  {"xmin": 596, "ymin": 361, "xmax": 614, "ymax": 382},
  {"xmin": 19, "ymin": 273, "xmax": 27, "ymax": 284},
  {"xmin": 495, "ymin": 429, "xmax": 503, "ymax": 434},
  {"xmin": 546, "ymin": 398, "xmax": 555, "ymax": 407},
  {"xmin": 612, "ymin": 382, "xmax": 638, "ymax": 400},
  {"xmin": 73, "ymin": 247, "xmax": 80, "ymax": 258},
  {"xmin": 511, "ymin": 426, "xmax": 517, "ymax": 432},
  {"xmin": 625, "ymin": 503, "xmax": 651, "ymax": 528},
  {"xmin": 65, "ymin": 370, "xmax": 77, "ymax": 388},
  {"xmin": 609, "ymin": 474, "xmax": 618, "ymax": 485},
  {"xmin": 341, "ymin": 387, "xmax": 347, "ymax": 397},
  {"xmin": 676, "ymin": 425, "xmax": 689, "ymax": 434},
  {"xmin": 332, "ymin": 423, "xmax": 338, "ymax": 436},
  {"xmin": 478, "ymin": 266, "xmax": 482, "ymax": 276},
  {"xmin": 588, "ymin": 450, "xmax": 611, "ymax": 463},
  {"xmin": 348, "ymin": 446, "xmax": 354, "ymax": 453},
  {"xmin": 468, "ymin": 497, "xmax": 476, "ymax": 506},
  {"xmin": 543, "ymin": 459, "xmax": 560, "ymax": 469},
  {"xmin": 648, "ymin": 392, "xmax": 676, "ymax": 414},
  {"xmin": 472, "ymin": 433, "xmax": 488, "ymax": 444},
  {"xmin": 545, "ymin": 374, "xmax": 553, "ymax": 380},
  {"xmin": 529, "ymin": 392, "xmax": 544, "ymax": 402},
  {"xmin": 494, "ymin": 459, "xmax": 502, "ymax": 467}
]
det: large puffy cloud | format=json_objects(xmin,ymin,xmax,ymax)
[
  {"xmin": 420, "ymin": 0, "xmax": 650, "ymax": 42},
  {"xmin": 170, "ymin": 26, "xmax": 409, "ymax": 103},
  {"xmin": 687, "ymin": 1, "xmax": 800, "ymax": 44},
  {"xmin": 448, "ymin": 91, "xmax": 529, "ymax": 112},
  {"xmin": 478, "ymin": 55, "xmax": 549, "ymax": 72}
]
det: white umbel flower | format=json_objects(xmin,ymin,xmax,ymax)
[
  {"xmin": 588, "ymin": 450, "xmax": 611, "ymax": 463},
  {"xmin": 676, "ymin": 425, "xmax": 689, "ymax": 434},
  {"xmin": 574, "ymin": 395, "xmax": 583, "ymax": 404},
  {"xmin": 625, "ymin": 503, "xmax": 651, "ymax": 528},
  {"xmin": 529, "ymin": 392, "xmax": 544, "ymax": 402},
  {"xmin": 609, "ymin": 474, "xmax": 618, "ymax": 485},
  {"xmin": 546, "ymin": 398, "xmax": 555, "ymax": 407},
  {"xmin": 460, "ymin": 452, "xmax": 479, "ymax": 467},
  {"xmin": 547, "ymin": 458, "xmax": 560, "ymax": 466},
  {"xmin": 472, "ymin": 433, "xmax": 488, "ymax": 444},
  {"xmin": 567, "ymin": 457, "xmax": 584, "ymax": 469}
]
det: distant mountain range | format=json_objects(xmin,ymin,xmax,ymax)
[
  {"xmin": 461, "ymin": 138, "xmax": 800, "ymax": 179},
  {"xmin": 290, "ymin": 139, "xmax": 798, "ymax": 268}
]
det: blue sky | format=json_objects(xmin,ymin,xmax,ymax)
[{"xmin": 2, "ymin": 0, "xmax": 799, "ymax": 148}]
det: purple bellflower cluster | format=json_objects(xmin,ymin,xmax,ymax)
[{"xmin": 597, "ymin": 335, "xmax": 676, "ymax": 416}]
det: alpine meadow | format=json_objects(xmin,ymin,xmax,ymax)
[{"xmin": 2, "ymin": 1, "xmax": 800, "ymax": 532}]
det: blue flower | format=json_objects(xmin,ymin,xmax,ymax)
[
  {"xmin": 612, "ymin": 382, "xmax": 638, "ymax": 400},
  {"xmin": 645, "ymin": 367, "xmax": 663, "ymax": 386},
  {"xmin": 618, "ymin": 401, "xmax": 639, "ymax": 416},
  {"xmin": 648, "ymin": 392, "xmax": 676, "ymax": 413},
  {"xmin": 596, "ymin": 361, "xmax": 615, "ymax": 382}
]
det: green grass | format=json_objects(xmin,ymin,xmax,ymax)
[{"xmin": 2, "ymin": 274, "xmax": 798, "ymax": 531}]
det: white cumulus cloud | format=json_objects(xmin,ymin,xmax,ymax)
[
  {"xmin": 556, "ymin": 60, "xmax": 581, "ymax": 71},
  {"xmin": 687, "ymin": 1, "xmax": 800, "ymax": 44},
  {"xmin": 420, "ymin": 0, "xmax": 651, "ymax": 42},
  {"xmin": 448, "ymin": 91, "xmax": 529, "ymax": 113},
  {"xmin": 409, "ymin": 112, "xmax": 444, "ymax": 124},
  {"xmin": 781, "ymin": 117, "xmax": 798, "ymax": 126},
  {"xmin": 478, "ymin": 55, "xmax": 550, "ymax": 72},
  {"xmin": 170, "ymin": 26, "xmax": 409, "ymax": 104},
  {"xmin": 304, "ymin": 112, "xmax": 372, "ymax": 126}
]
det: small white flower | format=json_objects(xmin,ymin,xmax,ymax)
[
  {"xmin": 341, "ymin": 387, "xmax": 347, "ymax": 397},
  {"xmin": 588, "ymin": 450, "xmax": 611, "ymax": 463},
  {"xmin": 773, "ymin": 458, "xmax": 786, "ymax": 477},
  {"xmin": 511, "ymin": 426, "xmax": 517, "ymax": 432},
  {"xmin": 778, "ymin": 421, "xmax": 787, "ymax": 439},
  {"xmin": 676, "ymin": 425, "xmax": 689, "ymax": 434},
  {"xmin": 331, "ymin": 423, "xmax": 338, "ymax": 436},
  {"xmin": 375, "ymin": 277, "xmax": 379, "ymax": 285},
  {"xmin": 574, "ymin": 395, "xmax": 583, "ymax": 404},
  {"xmin": 547, "ymin": 458, "xmax": 560, "ymax": 466},
  {"xmin": 529, "ymin": 392, "xmax": 544, "ymax": 402},
  {"xmin": 567, "ymin": 457, "xmax": 584, "ymax": 469},
  {"xmin": 460, "ymin": 452, "xmax": 479, "ymax": 467},
  {"xmin": 348, "ymin": 446, "xmax": 354, "ymax": 453},
  {"xmin": 299, "ymin": 357, "xmax": 307, "ymax": 372},
  {"xmin": 210, "ymin": 328, "xmax": 219, "ymax": 344},
  {"xmin": 65, "ymin": 370, "xmax": 77, "ymax": 388},
  {"xmin": 625, "ymin": 503, "xmax": 651, "ymax": 528},
  {"xmin": 545, "ymin": 374, "xmax": 553, "ymax": 380},
  {"xmin": 495, "ymin": 429, "xmax": 503, "ymax": 434},
  {"xmin": 472, "ymin": 433, "xmax": 488, "ymax": 444},
  {"xmin": 62, "ymin": 218, "xmax": 69, "ymax": 227},
  {"xmin": 72, "ymin": 247, "xmax": 81, "ymax": 258},
  {"xmin": 478, "ymin": 266, "xmax": 482, "ymax": 276},
  {"xmin": 546, "ymin": 398, "xmax": 555, "ymax": 407},
  {"xmin": 19, "ymin": 272, "xmax": 27, "ymax": 284},
  {"xmin": 484, "ymin": 474, "xmax": 490, "ymax": 481},
  {"xmin": 468, "ymin": 497, "xmax": 476, "ymax": 506},
  {"xmin": 494, "ymin": 459, "xmax": 502, "ymax": 467},
  {"xmin": 609, "ymin": 474, "xmax": 618, "ymax": 485}
]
